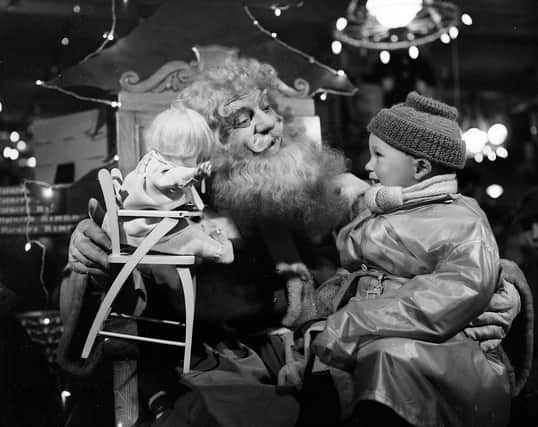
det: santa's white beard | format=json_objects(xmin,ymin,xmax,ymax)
[{"xmin": 211, "ymin": 140, "xmax": 348, "ymax": 237}]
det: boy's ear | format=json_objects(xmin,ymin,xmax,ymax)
[{"xmin": 413, "ymin": 158, "xmax": 432, "ymax": 181}]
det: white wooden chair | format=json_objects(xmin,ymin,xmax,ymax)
[{"xmin": 80, "ymin": 168, "xmax": 201, "ymax": 374}]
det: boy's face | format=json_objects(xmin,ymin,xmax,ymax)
[{"xmin": 365, "ymin": 134, "xmax": 418, "ymax": 187}]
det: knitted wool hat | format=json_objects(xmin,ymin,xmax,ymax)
[{"xmin": 367, "ymin": 91, "xmax": 466, "ymax": 169}]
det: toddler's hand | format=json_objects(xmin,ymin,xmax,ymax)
[
  {"xmin": 208, "ymin": 227, "xmax": 228, "ymax": 244},
  {"xmin": 195, "ymin": 161, "xmax": 212, "ymax": 179}
]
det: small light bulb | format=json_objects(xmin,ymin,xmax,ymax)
[
  {"xmin": 35, "ymin": 80, "xmax": 44, "ymax": 86},
  {"xmin": 113, "ymin": 154, "xmax": 119, "ymax": 162},
  {"xmin": 110, "ymin": 101, "xmax": 121, "ymax": 108},
  {"xmin": 0, "ymin": 101, "xmax": 3, "ymax": 112},
  {"xmin": 390, "ymin": 34, "xmax": 398, "ymax": 42},
  {"xmin": 486, "ymin": 184, "xmax": 503, "ymax": 199},
  {"xmin": 379, "ymin": 50, "xmax": 390, "ymax": 64},
  {"xmin": 473, "ymin": 153, "xmax": 483, "ymax": 163},
  {"xmin": 16, "ymin": 140, "xmax": 27, "ymax": 151},
  {"xmin": 336, "ymin": 17, "xmax": 348, "ymax": 31},
  {"xmin": 449, "ymin": 26, "xmax": 459, "ymax": 39},
  {"xmin": 10, "ymin": 149, "xmax": 19, "ymax": 160},
  {"xmin": 60, "ymin": 390, "xmax": 71, "ymax": 407},
  {"xmin": 331, "ymin": 40, "xmax": 342, "ymax": 55},
  {"xmin": 61, "ymin": 37, "xmax": 70, "ymax": 46},
  {"xmin": 463, "ymin": 128, "xmax": 488, "ymax": 154},
  {"xmin": 461, "ymin": 13, "xmax": 472, "ymax": 26},
  {"xmin": 271, "ymin": 32, "xmax": 277, "ymax": 38},
  {"xmin": 496, "ymin": 147, "xmax": 508, "ymax": 159},
  {"xmin": 27, "ymin": 157, "xmax": 37, "ymax": 167},
  {"xmin": 43, "ymin": 187, "xmax": 53, "ymax": 198},
  {"xmin": 10, "ymin": 131, "xmax": 20, "ymax": 142},
  {"xmin": 253, "ymin": 20, "xmax": 258, "ymax": 25},
  {"xmin": 440, "ymin": 33, "xmax": 451, "ymax": 44},
  {"xmin": 408, "ymin": 46, "xmax": 419, "ymax": 59},
  {"xmin": 2, "ymin": 147, "xmax": 10, "ymax": 159},
  {"xmin": 107, "ymin": 33, "xmax": 115, "ymax": 41},
  {"xmin": 407, "ymin": 33, "xmax": 415, "ymax": 40},
  {"xmin": 73, "ymin": 4, "xmax": 80, "ymax": 13},
  {"xmin": 337, "ymin": 69, "xmax": 345, "ymax": 76},
  {"xmin": 274, "ymin": 7, "xmax": 281, "ymax": 16},
  {"xmin": 487, "ymin": 123, "xmax": 508, "ymax": 145},
  {"xmin": 102, "ymin": 32, "xmax": 109, "ymax": 39},
  {"xmin": 320, "ymin": 93, "xmax": 327, "ymax": 101},
  {"xmin": 24, "ymin": 242, "xmax": 32, "ymax": 252}
]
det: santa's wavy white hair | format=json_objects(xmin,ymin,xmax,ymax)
[{"xmin": 173, "ymin": 57, "xmax": 281, "ymax": 141}]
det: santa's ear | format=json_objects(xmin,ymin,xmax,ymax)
[{"xmin": 414, "ymin": 158, "xmax": 432, "ymax": 181}]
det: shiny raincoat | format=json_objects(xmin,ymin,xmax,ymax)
[{"xmin": 313, "ymin": 193, "xmax": 511, "ymax": 427}]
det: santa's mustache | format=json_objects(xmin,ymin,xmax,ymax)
[
  {"xmin": 210, "ymin": 140, "xmax": 348, "ymax": 236},
  {"xmin": 250, "ymin": 134, "xmax": 282, "ymax": 153}
]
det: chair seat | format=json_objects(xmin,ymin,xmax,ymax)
[
  {"xmin": 118, "ymin": 209, "xmax": 202, "ymax": 218},
  {"xmin": 109, "ymin": 253, "xmax": 195, "ymax": 265}
]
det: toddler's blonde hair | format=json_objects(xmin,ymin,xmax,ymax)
[{"xmin": 145, "ymin": 104, "xmax": 216, "ymax": 162}]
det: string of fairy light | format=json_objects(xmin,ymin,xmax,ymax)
[
  {"xmin": 242, "ymin": 3, "xmax": 357, "ymax": 98},
  {"xmin": 4, "ymin": 0, "xmax": 122, "ymax": 296},
  {"xmin": 23, "ymin": 180, "xmax": 52, "ymax": 304},
  {"xmin": 34, "ymin": 0, "xmax": 121, "ymax": 108}
]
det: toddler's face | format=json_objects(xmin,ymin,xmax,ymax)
[{"xmin": 365, "ymin": 134, "xmax": 417, "ymax": 187}]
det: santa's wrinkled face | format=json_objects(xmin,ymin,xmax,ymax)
[{"xmin": 220, "ymin": 89, "xmax": 284, "ymax": 158}]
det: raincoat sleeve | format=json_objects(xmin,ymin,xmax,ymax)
[{"xmin": 313, "ymin": 239, "xmax": 500, "ymax": 370}]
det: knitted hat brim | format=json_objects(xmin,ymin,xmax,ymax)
[{"xmin": 367, "ymin": 109, "xmax": 466, "ymax": 170}]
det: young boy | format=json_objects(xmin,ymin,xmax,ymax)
[
  {"xmin": 283, "ymin": 92, "xmax": 511, "ymax": 426},
  {"xmin": 118, "ymin": 104, "xmax": 234, "ymax": 263}
]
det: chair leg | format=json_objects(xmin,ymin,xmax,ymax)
[
  {"xmin": 176, "ymin": 267, "xmax": 195, "ymax": 374},
  {"xmin": 81, "ymin": 218, "xmax": 179, "ymax": 359}
]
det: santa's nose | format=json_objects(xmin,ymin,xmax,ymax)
[{"xmin": 254, "ymin": 109, "xmax": 276, "ymax": 133}]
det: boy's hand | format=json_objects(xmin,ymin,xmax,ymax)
[{"xmin": 330, "ymin": 173, "xmax": 371, "ymax": 206}]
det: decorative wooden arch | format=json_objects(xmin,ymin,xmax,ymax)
[{"xmin": 116, "ymin": 45, "xmax": 320, "ymax": 174}]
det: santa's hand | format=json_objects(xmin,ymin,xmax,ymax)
[
  {"xmin": 464, "ymin": 279, "xmax": 520, "ymax": 352},
  {"xmin": 68, "ymin": 198, "xmax": 111, "ymax": 276},
  {"xmin": 277, "ymin": 360, "xmax": 306, "ymax": 391}
]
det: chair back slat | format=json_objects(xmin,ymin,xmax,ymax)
[
  {"xmin": 98, "ymin": 169, "xmax": 122, "ymax": 256},
  {"xmin": 110, "ymin": 168, "xmax": 124, "ymax": 207}
]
